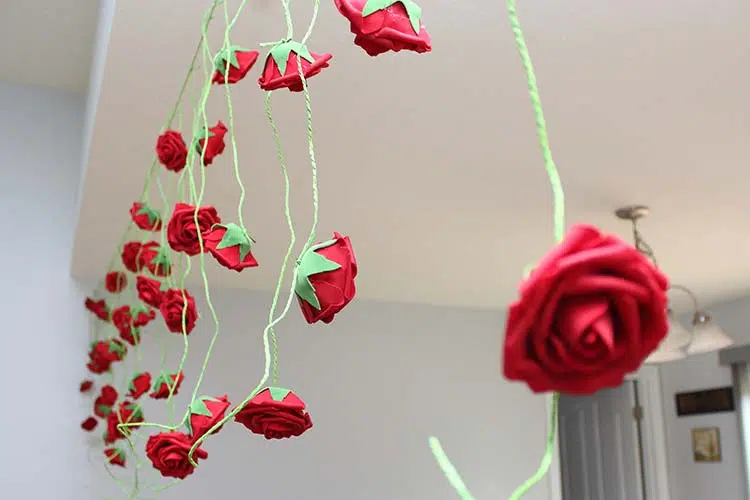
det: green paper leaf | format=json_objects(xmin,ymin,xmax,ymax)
[
  {"xmin": 213, "ymin": 47, "xmax": 240, "ymax": 75},
  {"xmin": 107, "ymin": 341, "xmax": 125, "ymax": 356},
  {"xmin": 294, "ymin": 240, "xmax": 341, "ymax": 310},
  {"xmin": 268, "ymin": 41, "xmax": 314, "ymax": 76},
  {"xmin": 267, "ymin": 387, "xmax": 291, "ymax": 401},
  {"xmin": 136, "ymin": 204, "xmax": 160, "ymax": 226},
  {"xmin": 362, "ymin": 0, "xmax": 422, "ymax": 34},
  {"xmin": 215, "ymin": 223, "xmax": 254, "ymax": 262},
  {"xmin": 189, "ymin": 398, "xmax": 212, "ymax": 417},
  {"xmin": 193, "ymin": 126, "xmax": 215, "ymax": 143},
  {"xmin": 131, "ymin": 303, "xmax": 149, "ymax": 316},
  {"xmin": 97, "ymin": 404, "xmax": 112, "ymax": 416},
  {"xmin": 150, "ymin": 248, "xmax": 171, "ymax": 274}
]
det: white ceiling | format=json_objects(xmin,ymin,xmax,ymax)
[
  {"xmin": 0, "ymin": 1, "xmax": 99, "ymax": 92},
  {"xmin": 69, "ymin": 0, "xmax": 750, "ymax": 311}
]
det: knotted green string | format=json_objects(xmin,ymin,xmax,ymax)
[{"xmin": 430, "ymin": 0, "xmax": 566, "ymax": 498}]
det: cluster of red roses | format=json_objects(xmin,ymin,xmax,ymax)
[{"xmin": 79, "ymin": 0, "xmax": 429, "ymax": 482}]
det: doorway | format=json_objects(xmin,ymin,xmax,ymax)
[{"xmin": 558, "ymin": 381, "xmax": 647, "ymax": 500}]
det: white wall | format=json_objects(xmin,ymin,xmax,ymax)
[
  {"xmin": 94, "ymin": 287, "xmax": 552, "ymax": 499},
  {"xmin": 0, "ymin": 82, "xmax": 92, "ymax": 497},
  {"xmin": 660, "ymin": 296, "xmax": 750, "ymax": 500}
]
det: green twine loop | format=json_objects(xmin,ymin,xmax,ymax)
[{"xmin": 430, "ymin": 0, "xmax": 566, "ymax": 498}]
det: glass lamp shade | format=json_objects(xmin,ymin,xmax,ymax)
[
  {"xmin": 685, "ymin": 313, "xmax": 734, "ymax": 355},
  {"xmin": 643, "ymin": 311, "xmax": 692, "ymax": 364}
]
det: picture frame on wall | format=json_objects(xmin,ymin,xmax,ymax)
[{"xmin": 692, "ymin": 427, "xmax": 722, "ymax": 463}]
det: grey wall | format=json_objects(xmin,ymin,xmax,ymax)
[
  {"xmin": 660, "ymin": 297, "xmax": 750, "ymax": 500},
  {"xmin": 0, "ymin": 82, "xmax": 92, "ymax": 497}
]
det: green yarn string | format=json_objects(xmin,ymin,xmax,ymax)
[{"xmin": 430, "ymin": 0, "xmax": 566, "ymax": 498}]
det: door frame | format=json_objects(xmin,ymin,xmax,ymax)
[{"xmin": 547, "ymin": 365, "xmax": 672, "ymax": 500}]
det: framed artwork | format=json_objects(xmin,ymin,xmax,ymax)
[{"xmin": 692, "ymin": 427, "xmax": 721, "ymax": 463}]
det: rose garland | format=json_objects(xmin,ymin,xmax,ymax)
[
  {"xmin": 428, "ymin": 1, "xmax": 669, "ymax": 499},
  {"xmin": 79, "ymin": 0, "xmax": 432, "ymax": 496}
]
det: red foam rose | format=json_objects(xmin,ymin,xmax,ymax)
[
  {"xmin": 149, "ymin": 372, "xmax": 184, "ymax": 400},
  {"xmin": 234, "ymin": 387, "xmax": 313, "ymax": 440},
  {"xmin": 258, "ymin": 46, "xmax": 332, "ymax": 92},
  {"xmin": 196, "ymin": 121, "xmax": 227, "ymax": 166},
  {"xmin": 334, "ymin": 0, "xmax": 431, "ymax": 56},
  {"xmin": 136, "ymin": 276, "xmax": 163, "ymax": 308},
  {"xmin": 128, "ymin": 372, "xmax": 152, "ymax": 399},
  {"xmin": 188, "ymin": 395, "xmax": 231, "ymax": 440},
  {"xmin": 503, "ymin": 224, "xmax": 669, "ymax": 395},
  {"xmin": 159, "ymin": 288, "xmax": 198, "ymax": 335},
  {"xmin": 130, "ymin": 202, "xmax": 162, "ymax": 231},
  {"xmin": 204, "ymin": 224, "xmax": 258, "ymax": 272},
  {"xmin": 105, "ymin": 448, "xmax": 126, "ymax": 467},
  {"xmin": 167, "ymin": 203, "xmax": 221, "ymax": 256},
  {"xmin": 156, "ymin": 130, "xmax": 188, "ymax": 173},
  {"xmin": 212, "ymin": 48, "xmax": 260, "ymax": 85},
  {"xmin": 145, "ymin": 432, "xmax": 208, "ymax": 479},
  {"xmin": 84, "ymin": 298, "xmax": 110, "ymax": 321}
]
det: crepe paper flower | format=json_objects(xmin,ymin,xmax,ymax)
[
  {"xmin": 94, "ymin": 385, "xmax": 119, "ymax": 418},
  {"xmin": 258, "ymin": 41, "xmax": 332, "ymax": 92},
  {"xmin": 81, "ymin": 416, "xmax": 98, "ymax": 432},
  {"xmin": 159, "ymin": 288, "xmax": 198, "ymax": 335},
  {"xmin": 128, "ymin": 372, "xmax": 152, "ymax": 400},
  {"xmin": 167, "ymin": 203, "xmax": 222, "ymax": 256},
  {"xmin": 146, "ymin": 432, "xmax": 208, "ymax": 479},
  {"xmin": 84, "ymin": 298, "xmax": 110, "ymax": 322},
  {"xmin": 87, "ymin": 340, "xmax": 126, "ymax": 374},
  {"xmin": 334, "ymin": 0, "xmax": 431, "ymax": 56},
  {"xmin": 140, "ymin": 241, "xmax": 172, "ymax": 277},
  {"xmin": 79, "ymin": 380, "xmax": 94, "ymax": 393},
  {"xmin": 130, "ymin": 202, "xmax": 162, "ymax": 231},
  {"xmin": 121, "ymin": 241, "xmax": 146, "ymax": 273},
  {"xmin": 187, "ymin": 395, "xmax": 231, "ymax": 439},
  {"xmin": 156, "ymin": 130, "xmax": 188, "ymax": 173},
  {"xmin": 150, "ymin": 372, "xmax": 185, "ymax": 400},
  {"xmin": 105, "ymin": 401, "xmax": 144, "ymax": 444},
  {"xmin": 503, "ymin": 224, "xmax": 669, "ymax": 395},
  {"xmin": 234, "ymin": 387, "xmax": 313, "ymax": 440},
  {"xmin": 204, "ymin": 223, "xmax": 258, "ymax": 272},
  {"xmin": 105, "ymin": 448, "xmax": 126, "ymax": 467},
  {"xmin": 212, "ymin": 46, "xmax": 260, "ymax": 85},
  {"xmin": 295, "ymin": 233, "xmax": 358, "ymax": 324},
  {"xmin": 194, "ymin": 121, "xmax": 227, "ymax": 166},
  {"xmin": 104, "ymin": 272, "xmax": 127, "ymax": 293},
  {"xmin": 136, "ymin": 276, "xmax": 163, "ymax": 308}
]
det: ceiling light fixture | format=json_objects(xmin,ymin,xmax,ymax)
[{"xmin": 615, "ymin": 205, "xmax": 733, "ymax": 363}]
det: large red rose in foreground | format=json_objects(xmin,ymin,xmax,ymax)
[{"xmin": 503, "ymin": 224, "xmax": 669, "ymax": 395}]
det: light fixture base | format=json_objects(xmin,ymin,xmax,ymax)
[{"xmin": 615, "ymin": 205, "xmax": 651, "ymax": 221}]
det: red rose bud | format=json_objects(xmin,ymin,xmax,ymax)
[
  {"xmin": 130, "ymin": 202, "xmax": 162, "ymax": 231},
  {"xmin": 79, "ymin": 380, "xmax": 94, "ymax": 393},
  {"xmin": 104, "ymin": 272, "xmax": 127, "ymax": 293},
  {"xmin": 334, "ymin": 0, "xmax": 431, "ymax": 56},
  {"xmin": 81, "ymin": 416, "xmax": 98, "ymax": 431},
  {"xmin": 204, "ymin": 223, "xmax": 258, "ymax": 272},
  {"xmin": 167, "ymin": 203, "xmax": 222, "ymax": 256},
  {"xmin": 150, "ymin": 372, "xmax": 184, "ymax": 400},
  {"xmin": 159, "ymin": 288, "xmax": 198, "ymax": 335},
  {"xmin": 146, "ymin": 431, "xmax": 208, "ymax": 479},
  {"xmin": 295, "ymin": 232, "xmax": 358, "ymax": 324},
  {"xmin": 84, "ymin": 298, "xmax": 110, "ymax": 322},
  {"xmin": 121, "ymin": 241, "xmax": 145, "ymax": 273},
  {"xmin": 105, "ymin": 447, "xmax": 126, "ymax": 467},
  {"xmin": 86, "ymin": 340, "xmax": 125, "ymax": 374},
  {"xmin": 105, "ymin": 401, "xmax": 144, "ymax": 443},
  {"xmin": 136, "ymin": 275, "xmax": 163, "ymax": 308},
  {"xmin": 503, "ymin": 224, "xmax": 669, "ymax": 395},
  {"xmin": 140, "ymin": 241, "xmax": 172, "ymax": 277},
  {"xmin": 258, "ymin": 41, "xmax": 332, "ymax": 92},
  {"xmin": 195, "ymin": 121, "xmax": 227, "ymax": 166},
  {"xmin": 128, "ymin": 372, "xmax": 152, "ymax": 399},
  {"xmin": 156, "ymin": 130, "xmax": 188, "ymax": 173},
  {"xmin": 212, "ymin": 47, "xmax": 260, "ymax": 85},
  {"xmin": 94, "ymin": 384, "xmax": 118, "ymax": 417},
  {"xmin": 188, "ymin": 395, "xmax": 231, "ymax": 439},
  {"xmin": 234, "ymin": 387, "xmax": 312, "ymax": 440}
]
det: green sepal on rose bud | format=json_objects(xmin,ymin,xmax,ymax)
[
  {"xmin": 213, "ymin": 45, "xmax": 251, "ymax": 75},
  {"xmin": 214, "ymin": 223, "xmax": 254, "ymax": 261},
  {"xmin": 97, "ymin": 404, "xmax": 112, "ymax": 416},
  {"xmin": 185, "ymin": 396, "xmax": 220, "ymax": 434},
  {"xmin": 267, "ymin": 387, "xmax": 292, "ymax": 401},
  {"xmin": 149, "ymin": 248, "xmax": 171, "ymax": 275},
  {"xmin": 267, "ymin": 40, "xmax": 314, "ymax": 76},
  {"xmin": 107, "ymin": 340, "xmax": 125, "ymax": 356},
  {"xmin": 136, "ymin": 204, "xmax": 160, "ymax": 226},
  {"xmin": 294, "ymin": 239, "xmax": 341, "ymax": 310},
  {"xmin": 362, "ymin": 0, "xmax": 422, "ymax": 34}
]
